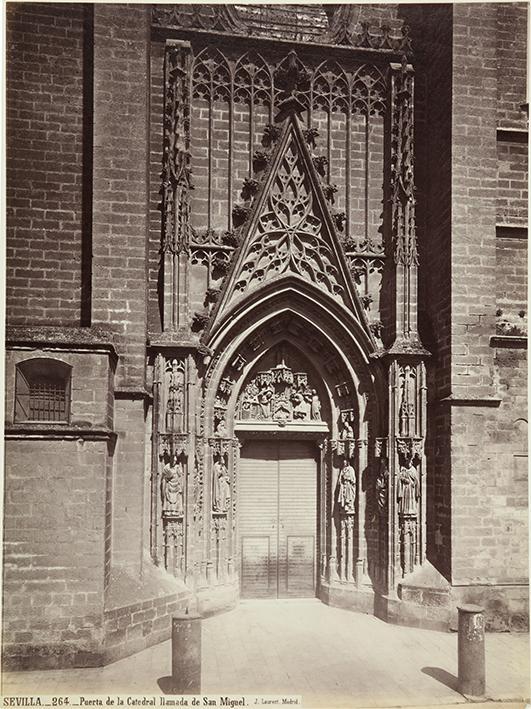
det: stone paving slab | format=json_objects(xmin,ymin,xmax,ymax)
[{"xmin": 2, "ymin": 600, "xmax": 529, "ymax": 708}]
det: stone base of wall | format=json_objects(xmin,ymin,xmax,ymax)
[
  {"xmin": 2, "ymin": 626, "xmax": 105, "ymax": 671},
  {"xmin": 196, "ymin": 580, "xmax": 239, "ymax": 616},
  {"xmin": 450, "ymin": 584, "xmax": 528, "ymax": 632},
  {"xmin": 2, "ymin": 563, "xmax": 193, "ymax": 671},
  {"xmin": 319, "ymin": 581, "xmax": 374, "ymax": 615},
  {"xmin": 103, "ymin": 563, "xmax": 192, "ymax": 664},
  {"xmin": 375, "ymin": 593, "xmax": 451, "ymax": 631},
  {"xmin": 319, "ymin": 562, "xmax": 454, "ymax": 631},
  {"xmin": 103, "ymin": 592, "xmax": 191, "ymax": 664}
]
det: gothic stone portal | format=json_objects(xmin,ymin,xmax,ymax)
[{"xmin": 151, "ymin": 38, "xmax": 429, "ymax": 615}]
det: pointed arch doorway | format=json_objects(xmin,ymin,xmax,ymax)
[
  {"xmin": 238, "ymin": 437, "xmax": 320, "ymax": 599},
  {"xmin": 233, "ymin": 341, "xmax": 328, "ymax": 599},
  {"xmin": 203, "ymin": 304, "xmax": 380, "ymax": 611}
]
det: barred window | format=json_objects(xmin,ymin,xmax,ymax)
[{"xmin": 15, "ymin": 358, "xmax": 71, "ymax": 423}]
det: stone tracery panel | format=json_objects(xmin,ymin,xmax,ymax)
[
  {"xmin": 185, "ymin": 46, "xmax": 388, "ymax": 323},
  {"xmin": 233, "ymin": 137, "xmax": 344, "ymax": 305}
]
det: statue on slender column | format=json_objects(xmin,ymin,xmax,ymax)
[
  {"xmin": 337, "ymin": 459, "xmax": 356, "ymax": 514},
  {"xmin": 162, "ymin": 454, "xmax": 184, "ymax": 515},
  {"xmin": 397, "ymin": 455, "xmax": 420, "ymax": 575},
  {"xmin": 397, "ymin": 458, "xmax": 419, "ymax": 516},
  {"xmin": 213, "ymin": 458, "xmax": 231, "ymax": 513}
]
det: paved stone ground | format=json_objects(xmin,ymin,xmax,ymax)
[{"xmin": 2, "ymin": 600, "xmax": 529, "ymax": 708}]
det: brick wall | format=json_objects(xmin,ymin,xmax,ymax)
[
  {"xmin": 148, "ymin": 39, "xmax": 165, "ymax": 334},
  {"xmin": 496, "ymin": 3, "xmax": 528, "ymax": 129},
  {"xmin": 3, "ymin": 439, "xmax": 108, "ymax": 668},
  {"xmin": 449, "ymin": 3, "xmax": 528, "ymax": 596},
  {"xmin": 91, "ymin": 5, "xmax": 150, "ymax": 387},
  {"xmin": 451, "ymin": 3, "xmax": 498, "ymax": 400},
  {"xmin": 6, "ymin": 3, "xmax": 85, "ymax": 326},
  {"xmin": 496, "ymin": 237, "xmax": 527, "ymax": 334},
  {"xmin": 449, "ymin": 3, "xmax": 498, "ymax": 584},
  {"xmin": 401, "ymin": 4, "xmax": 453, "ymax": 579},
  {"xmin": 497, "ymin": 139, "xmax": 528, "ymax": 226},
  {"xmin": 111, "ymin": 398, "xmax": 147, "ymax": 572}
]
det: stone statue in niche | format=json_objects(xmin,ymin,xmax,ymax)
[
  {"xmin": 337, "ymin": 459, "xmax": 356, "ymax": 514},
  {"xmin": 398, "ymin": 365, "xmax": 416, "ymax": 437},
  {"xmin": 339, "ymin": 409, "xmax": 355, "ymax": 439},
  {"xmin": 216, "ymin": 419, "xmax": 228, "ymax": 437},
  {"xmin": 213, "ymin": 458, "xmax": 231, "ymax": 513},
  {"xmin": 166, "ymin": 359, "xmax": 184, "ymax": 431},
  {"xmin": 258, "ymin": 380, "xmax": 274, "ymax": 419},
  {"xmin": 397, "ymin": 458, "xmax": 419, "ymax": 516},
  {"xmin": 376, "ymin": 458, "xmax": 389, "ymax": 514},
  {"xmin": 162, "ymin": 454, "xmax": 184, "ymax": 515},
  {"xmin": 311, "ymin": 390, "xmax": 321, "ymax": 420}
]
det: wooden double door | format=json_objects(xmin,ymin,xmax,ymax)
[{"xmin": 239, "ymin": 439, "xmax": 318, "ymax": 598}]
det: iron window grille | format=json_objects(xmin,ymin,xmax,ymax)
[{"xmin": 15, "ymin": 358, "xmax": 72, "ymax": 423}]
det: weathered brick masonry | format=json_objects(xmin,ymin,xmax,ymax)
[{"xmin": 6, "ymin": 3, "xmax": 85, "ymax": 326}]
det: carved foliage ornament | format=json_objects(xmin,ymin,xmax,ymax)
[
  {"xmin": 391, "ymin": 58, "xmax": 417, "ymax": 267},
  {"xmin": 159, "ymin": 432, "xmax": 188, "ymax": 459},
  {"xmin": 163, "ymin": 44, "xmax": 192, "ymax": 255},
  {"xmin": 153, "ymin": 5, "xmax": 246, "ymax": 34},
  {"xmin": 152, "ymin": 5, "xmax": 412, "ymax": 55},
  {"xmin": 323, "ymin": 7, "xmax": 412, "ymax": 54},
  {"xmin": 232, "ymin": 137, "xmax": 345, "ymax": 305}
]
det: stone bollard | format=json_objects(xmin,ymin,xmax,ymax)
[
  {"xmin": 457, "ymin": 604, "xmax": 486, "ymax": 698},
  {"xmin": 171, "ymin": 611, "xmax": 202, "ymax": 694}
]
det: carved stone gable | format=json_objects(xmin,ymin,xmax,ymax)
[
  {"xmin": 235, "ymin": 138, "xmax": 343, "ymax": 300},
  {"xmin": 208, "ymin": 111, "xmax": 370, "ymax": 333}
]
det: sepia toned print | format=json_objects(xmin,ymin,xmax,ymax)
[{"xmin": 3, "ymin": 3, "xmax": 528, "ymax": 706}]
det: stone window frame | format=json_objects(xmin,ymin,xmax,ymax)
[{"xmin": 14, "ymin": 357, "xmax": 72, "ymax": 424}]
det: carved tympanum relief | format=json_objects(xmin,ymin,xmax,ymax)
[{"xmin": 236, "ymin": 345, "xmax": 325, "ymax": 425}]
